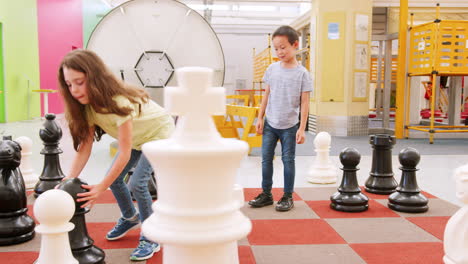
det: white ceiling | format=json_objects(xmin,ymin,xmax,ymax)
[
  {"xmin": 102, "ymin": 0, "xmax": 468, "ymax": 35},
  {"xmin": 102, "ymin": 0, "xmax": 310, "ymax": 34},
  {"xmin": 182, "ymin": 0, "xmax": 311, "ymax": 34}
]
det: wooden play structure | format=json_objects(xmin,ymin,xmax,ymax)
[
  {"xmin": 213, "ymin": 103, "xmax": 261, "ymax": 154},
  {"xmin": 253, "ymin": 95, "xmax": 263, "ymax": 107},
  {"xmin": 226, "ymin": 95, "xmax": 250, "ymax": 106}
]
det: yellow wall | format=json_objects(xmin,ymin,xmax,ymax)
[{"xmin": 310, "ymin": 0, "xmax": 372, "ymax": 117}]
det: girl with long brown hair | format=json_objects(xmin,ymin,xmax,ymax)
[{"xmin": 58, "ymin": 49, "xmax": 174, "ymax": 261}]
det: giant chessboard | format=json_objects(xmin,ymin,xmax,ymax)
[{"xmin": 0, "ymin": 187, "xmax": 458, "ymax": 264}]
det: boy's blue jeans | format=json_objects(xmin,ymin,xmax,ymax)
[
  {"xmin": 109, "ymin": 149, "xmax": 153, "ymax": 240},
  {"xmin": 261, "ymin": 119, "xmax": 298, "ymax": 194}
]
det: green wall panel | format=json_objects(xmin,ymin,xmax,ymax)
[
  {"xmin": 83, "ymin": 0, "xmax": 111, "ymax": 48},
  {"xmin": 0, "ymin": 0, "xmax": 40, "ymax": 122},
  {"xmin": 0, "ymin": 23, "xmax": 5, "ymax": 123}
]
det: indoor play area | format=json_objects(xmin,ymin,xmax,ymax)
[{"xmin": 1, "ymin": 0, "xmax": 468, "ymax": 263}]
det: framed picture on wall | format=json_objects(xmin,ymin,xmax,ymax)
[
  {"xmin": 355, "ymin": 14, "xmax": 369, "ymax": 42},
  {"xmin": 353, "ymin": 13, "xmax": 370, "ymax": 102},
  {"xmin": 355, "ymin": 44, "xmax": 368, "ymax": 70},
  {"xmin": 353, "ymin": 71, "xmax": 368, "ymax": 99}
]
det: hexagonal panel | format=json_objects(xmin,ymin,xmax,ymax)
[{"xmin": 134, "ymin": 51, "xmax": 174, "ymax": 88}]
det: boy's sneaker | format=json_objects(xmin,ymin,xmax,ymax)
[
  {"xmin": 106, "ymin": 215, "xmax": 140, "ymax": 241},
  {"xmin": 130, "ymin": 240, "xmax": 161, "ymax": 261},
  {"xmin": 248, "ymin": 192, "xmax": 273, "ymax": 207},
  {"xmin": 275, "ymin": 195, "xmax": 294, "ymax": 211}
]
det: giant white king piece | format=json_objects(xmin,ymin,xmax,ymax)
[{"xmin": 142, "ymin": 67, "xmax": 252, "ymax": 264}]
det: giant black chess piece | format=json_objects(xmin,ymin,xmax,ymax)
[
  {"xmin": 330, "ymin": 148, "xmax": 369, "ymax": 212},
  {"xmin": 365, "ymin": 134, "xmax": 398, "ymax": 194},
  {"xmin": 34, "ymin": 114, "xmax": 66, "ymax": 197},
  {"xmin": 0, "ymin": 136, "xmax": 35, "ymax": 245},
  {"xmin": 388, "ymin": 147, "xmax": 429, "ymax": 213},
  {"xmin": 57, "ymin": 178, "xmax": 105, "ymax": 264}
]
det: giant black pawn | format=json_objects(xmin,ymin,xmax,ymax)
[
  {"xmin": 330, "ymin": 148, "xmax": 369, "ymax": 212},
  {"xmin": 34, "ymin": 114, "xmax": 66, "ymax": 197},
  {"xmin": 0, "ymin": 136, "xmax": 35, "ymax": 245},
  {"xmin": 388, "ymin": 147, "xmax": 429, "ymax": 213},
  {"xmin": 57, "ymin": 178, "xmax": 105, "ymax": 264},
  {"xmin": 365, "ymin": 134, "xmax": 398, "ymax": 194}
]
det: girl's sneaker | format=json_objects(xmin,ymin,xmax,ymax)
[
  {"xmin": 106, "ymin": 214, "xmax": 140, "ymax": 240},
  {"xmin": 130, "ymin": 240, "xmax": 161, "ymax": 261}
]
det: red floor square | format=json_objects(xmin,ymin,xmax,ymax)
[
  {"xmin": 0, "ymin": 251, "xmax": 39, "ymax": 264},
  {"xmin": 406, "ymin": 216, "xmax": 450, "ymax": 240},
  {"xmin": 244, "ymin": 188, "xmax": 302, "ymax": 202},
  {"xmin": 146, "ymin": 246, "xmax": 254, "ymax": 264},
  {"xmin": 87, "ymin": 222, "xmax": 141, "ymax": 249},
  {"xmin": 248, "ymin": 219, "xmax": 346, "ymax": 245},
  {"xmin": 306, "ymin": 200, "xmax": 400, "ymax": 218},
  {"xmin": 351, "ymin": 242, "xmax": 444, "ymax": 264},
  {"xmin": 239, "ymin": 245, "xmax": 256, "ymax": 264},
  {"xmin": 421, "ymin": 191, "xmax": 437, "ymax": 198}
]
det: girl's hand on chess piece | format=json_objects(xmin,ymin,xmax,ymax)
[{"xmin": 77, "ymin": 183, "xmax": 107, "ymax": 208}]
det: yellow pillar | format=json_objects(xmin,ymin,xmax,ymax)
[
  {"xmin": 395, "ymin": 0, "xmax": 408, "ymax": 138},
  {"xmin": 309, "ymin": 0, "xmax": 372, "ymax": 136}
]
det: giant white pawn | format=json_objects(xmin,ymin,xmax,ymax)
[
  {"xmin": 15, "ymin": 136, "xmax": 39, "ymax": 189},
  {"xmin": 443, "ymin": 164, "xmax": 468, "ymax": 264},
  {"xmin": 307, "ymin": 132, "xmax": 338, "ymax": 184},
  {"xmin": 34, "ymin": 189, "xmax": 78, "ymax": 264}
]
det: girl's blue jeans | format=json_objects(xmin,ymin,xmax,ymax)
[
  {"xmin": 261, "ymin": 119, "xmax": 298, "ymax": 194},
  {"xmin": 109, "ymin": 149, "xmax": 153, "ymax": 240}
]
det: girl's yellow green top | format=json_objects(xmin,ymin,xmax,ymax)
[{"xmin": 86, "ymin": 95, "xmax": 174, "ymax": 150}]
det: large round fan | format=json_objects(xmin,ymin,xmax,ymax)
[{"xmin": 87, "ymin": 0, "xmax": 225, "ymax": 105}]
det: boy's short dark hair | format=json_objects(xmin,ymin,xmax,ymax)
[{"xmin": 272, "ymin": 25, "xmax": 299, "ymax": 45}]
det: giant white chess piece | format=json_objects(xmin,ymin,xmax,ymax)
[
  {"xmin": 15, "ymin": 136, "xmax": 39, "ymax": 189},
  {"xmin": 35, "ymin": 189, "xmax": 78, "ymax": 264},
  {"xmin": 142, "ymin": 67, "xmax": 251, "ymax": 264},
  {"xmin": 307, "ymin": 132, "xmax": 338, "ymax": 184},
  {"xmin": 443, "ymin": 164, "xmax": 468, "ymax": 264}
]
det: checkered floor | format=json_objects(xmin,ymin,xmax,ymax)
[{"xmin": 0, "ymin": 187, "xmax": 459, "ymax": 264}]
